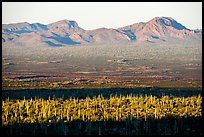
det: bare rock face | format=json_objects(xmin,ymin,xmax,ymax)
[
  {"xmin": 118, "ymin": 17, "xmax": 201, "ymax": 43},
  {"xmin": 47, "ymin": 19, "xmax": 85, "ymax": 35},
  {"xmin": 2, "ymin": 17, "xmax": 202, "ymax": 46}
]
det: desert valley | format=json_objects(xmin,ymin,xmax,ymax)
[{"xmin": 2, "ymin": 16, "xmax": 202, "ymax": 135}]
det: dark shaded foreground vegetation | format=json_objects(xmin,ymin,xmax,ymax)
[
  {"xmin": 2, "ymin": 87, "xmax": 202, "ymax": 100},
  {"xmin": 2, "ymin": 117, "xmax": 202, "ymax": 135}
]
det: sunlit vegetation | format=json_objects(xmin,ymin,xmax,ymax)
[{"xmin": 2, "ymin": 94, "xmax": 202, "ymax": 126}]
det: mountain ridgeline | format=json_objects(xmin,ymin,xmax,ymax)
[{"xmin": 2, "ymin": 17, "xmax": 202, "ymax": 46}]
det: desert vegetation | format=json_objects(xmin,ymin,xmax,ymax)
[
  {"xmin": 2, "ymin": 9, "xmax": 202, "ymax": 135},
  {"xmin": 2, "ymin": 93, "xmax": 202, "ymax": 135},
  {"xmin": 2, "ymin": 43, "xmax": 202, "ymax": 135}
]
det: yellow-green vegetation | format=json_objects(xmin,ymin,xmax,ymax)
[{"xmin": 2, "ymin": 94, "xmax": 202, "ymax": 126}]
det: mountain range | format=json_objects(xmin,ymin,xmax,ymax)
[{"xmin": 2, "ymin": 17, "xmax": 202, "ymax": 46}]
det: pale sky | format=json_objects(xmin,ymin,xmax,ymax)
[{"xmin": 2, "ymin": 2, "xmax": 202, "ymax": 30}]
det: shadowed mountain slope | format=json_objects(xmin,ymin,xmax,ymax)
[{"xmin": 2, "ymin": 17, "xmax": 202, "ymax": 46}]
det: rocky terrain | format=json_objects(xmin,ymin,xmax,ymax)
[
  {"xmin": 2, "ymin": 17, "xmax": 202, "ymax": 46},
  {"xmin": 2, "ymin": 16, "xmax": 202, "ymax": 89}
]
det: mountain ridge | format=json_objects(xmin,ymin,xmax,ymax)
[{"xmin": 2, "ymin": 17, "xmax": 202, "ymax": 46}]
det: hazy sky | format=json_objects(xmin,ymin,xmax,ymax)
[{"xmin": 2, "ymin": 2, "xmax": 202, "ymax": 30}]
